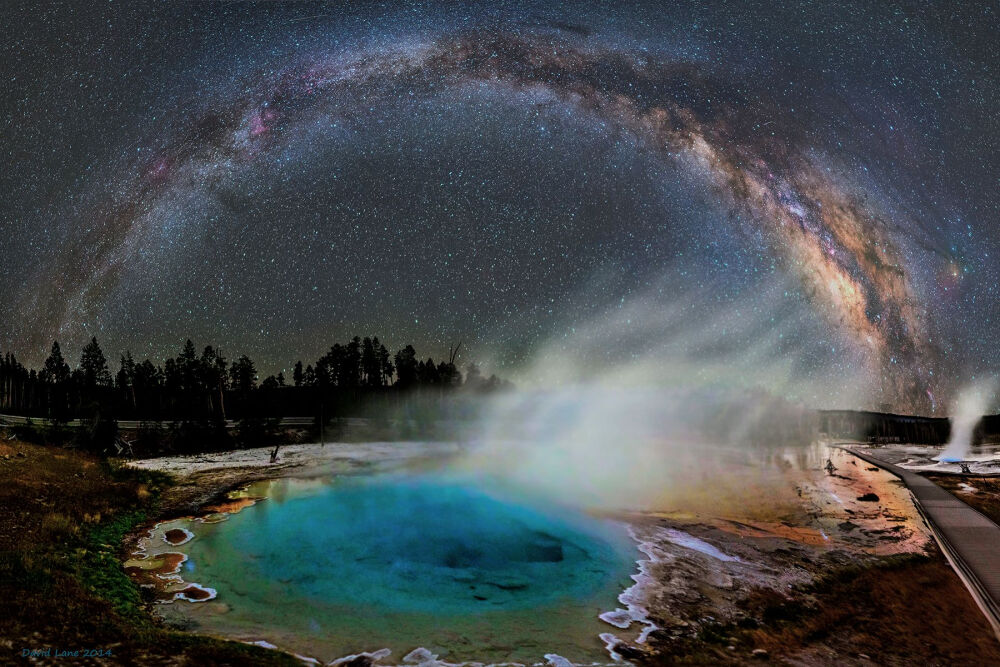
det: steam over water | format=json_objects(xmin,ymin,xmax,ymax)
[{"xmin": 164, "ymin": 474, "xmax": 636, "ymax": 663}]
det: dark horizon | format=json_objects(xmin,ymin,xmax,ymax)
[{"xmin": 0, "ymin": 333, "xmax": 502, "ymax": 385}]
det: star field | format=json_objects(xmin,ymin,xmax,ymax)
[{"xmin": 3, "ymin": 1, "xmax": 1000, "ymax": 414}]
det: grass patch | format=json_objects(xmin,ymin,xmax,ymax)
[
  {"xmin": 80, "ymin": 508, "xmax": 151, "ymax": 623},
  {"xmin": 0, "ymin": 439, "xmax": 299, "ymax": 665}
]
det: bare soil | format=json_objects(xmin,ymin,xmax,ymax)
[
  {"xmin": 0, "ymin": 439, "xmax": 299, "ymax": 666},
  {"xmin": 4, "ymin": 438, "xmax": 999, "ymax": 666}
]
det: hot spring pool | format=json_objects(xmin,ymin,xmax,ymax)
[{"xmin": 146, "ymin": 473, "xmax": 638, "ymax": 663}]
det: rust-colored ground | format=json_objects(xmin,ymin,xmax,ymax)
[
  {"xmin": 747, "ymin": 549, "xmax": 1000, "ymax": 665},
  {"xmin": 648, "ymin": 548, "xmax": 1000, "ymax": 665},
  {"xmin": 163, "ymin": 528, "xmax": 190, "ymax": 545},
  {"xmin": 4, "ymin": 439, "xmax": 1000, "ymax": 666},
  {"xmin": 202, "ymin": 496, "xmax": 259, "ymax": 514}
]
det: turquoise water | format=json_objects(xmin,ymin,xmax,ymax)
[{"xmin": 167, "ymin": 473, "xmax": 637, "ymax": 663}]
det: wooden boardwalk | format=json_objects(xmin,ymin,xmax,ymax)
[{"xmin": 839, "ymin": 446, "xmax": 1000, "ymax": 639}]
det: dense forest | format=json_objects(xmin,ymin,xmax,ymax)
[{"xmin": 0, "ymin": 337, "xmax": 509, "ymax": 455}]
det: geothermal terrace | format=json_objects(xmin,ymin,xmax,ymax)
[{"xmin": 841, "ymin": 445, "xmax": 1000, "ymax": 639}]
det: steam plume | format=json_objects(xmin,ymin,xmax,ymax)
[{"xmin": 936, "ymin": 380, "xmax": 996, "ymax": 462}]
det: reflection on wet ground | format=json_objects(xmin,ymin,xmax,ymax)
[
  {"xmin": 127, "ymin": 440, "xmax": 937, "ymax": 665},
  {"xmin": 855, "ymin": 442, "xmax": 1000, "ymax": 476},
  {"xmin": 596, "ymin": 442, "xmax": 933, "ymax": 660},
  {"xmin": 612, "ymin": 442, "xmax": 928, "ymax": 555}
]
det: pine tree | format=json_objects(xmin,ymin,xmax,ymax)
[
  {"xmin": 378, "ymin": 343, "xmax": 393, "ymax": 385},
  {"xmin": 361, "ymin": 337, "xmax": 379, "ymax": 387},
  {"xmin": 42, "ymin": 341, "xmax": 71, "ymax": 385},
  {"xmin": 229, "ymin": 355, "xmax": 257, "ymax": 394},
  {"xmin": 394, "ymin": 345, "xmax": 417, "ymax": 388},
  {"xmin": 117, "ymin": 352, "xmax": 137, "ymax": 409},
  {"xmin": 200, "ymin": 346, "xmax": 227, "ymax": 419},
  {"xmin": 79, "ymin": 337, "xmax": 111, "ymax": 389},
  {"xmin": 344, "ymin": 337, "xmax": 361, "ymax": 388},
  {"xmin": 178, "ymin": 339, "xmax": 198, "ymax": 394}
]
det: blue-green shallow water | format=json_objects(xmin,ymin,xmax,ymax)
[{"xmin": 165, "ymin": 473, "xmax": 637, "ymax": 663}]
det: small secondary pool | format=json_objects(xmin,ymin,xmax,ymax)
[{"xmin": 149, "ymin": 473, "xmax": 638, "ymax": 663}]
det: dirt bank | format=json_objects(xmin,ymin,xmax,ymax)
[
  {"xmin": 6, "ymin": 437, "xmax": 996, "ymax": 666},
  {"xmin": 0, "ymin": 438, "xmax": 300, "ymax": 666},
  {"xmin": 125, "ymin": 440, "xmax": 1000, "ymax": 665},
  {"xmin": 599, "ymin": 444, "xmax": 1000, "ymax": 665}
]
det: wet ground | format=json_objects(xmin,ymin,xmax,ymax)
[
  {"xmin": 855, "ymin": 442, "xmax": 1000, "ymax": 476},
  {"xmin": 595, "ymin": 443, "xmax": 934, "ymax": 662},
  {"xmin": 124, "ymin": 440, "xmax": 998, "ymax": 665}
]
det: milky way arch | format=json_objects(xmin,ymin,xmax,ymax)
[{"xmin": 23, "ymin": 29, "xmax": 937, "ymax": 413}]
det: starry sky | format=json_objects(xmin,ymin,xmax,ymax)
[{"xmin": 3, "ymin": 1, "xmax": 999, "ymax": 414}]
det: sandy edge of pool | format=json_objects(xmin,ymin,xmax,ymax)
[
  {"xmin": 124, "ymin": 441, "xmax": 647, "ymax": 666},
  {"xmin": 123, "ymin": 441, "xmax": 939, "ymax": 665}
]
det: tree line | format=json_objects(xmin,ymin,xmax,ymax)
[{"xmin": 0, "ymin": 336, "xmax": 509, "ymax": 425}]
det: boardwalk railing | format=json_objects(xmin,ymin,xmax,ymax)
[{"xmin": 837, "ymin": 445, "xmax": 1000, "ymax": 641}]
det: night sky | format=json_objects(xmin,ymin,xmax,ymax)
[{"xmin": 3, "ymin": 1, "xmax": 999, "ymax": 414}]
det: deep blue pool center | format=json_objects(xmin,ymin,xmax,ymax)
[{"xmin": 209, "ymin": 474, "xmax": 633, "ymax": 614}]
